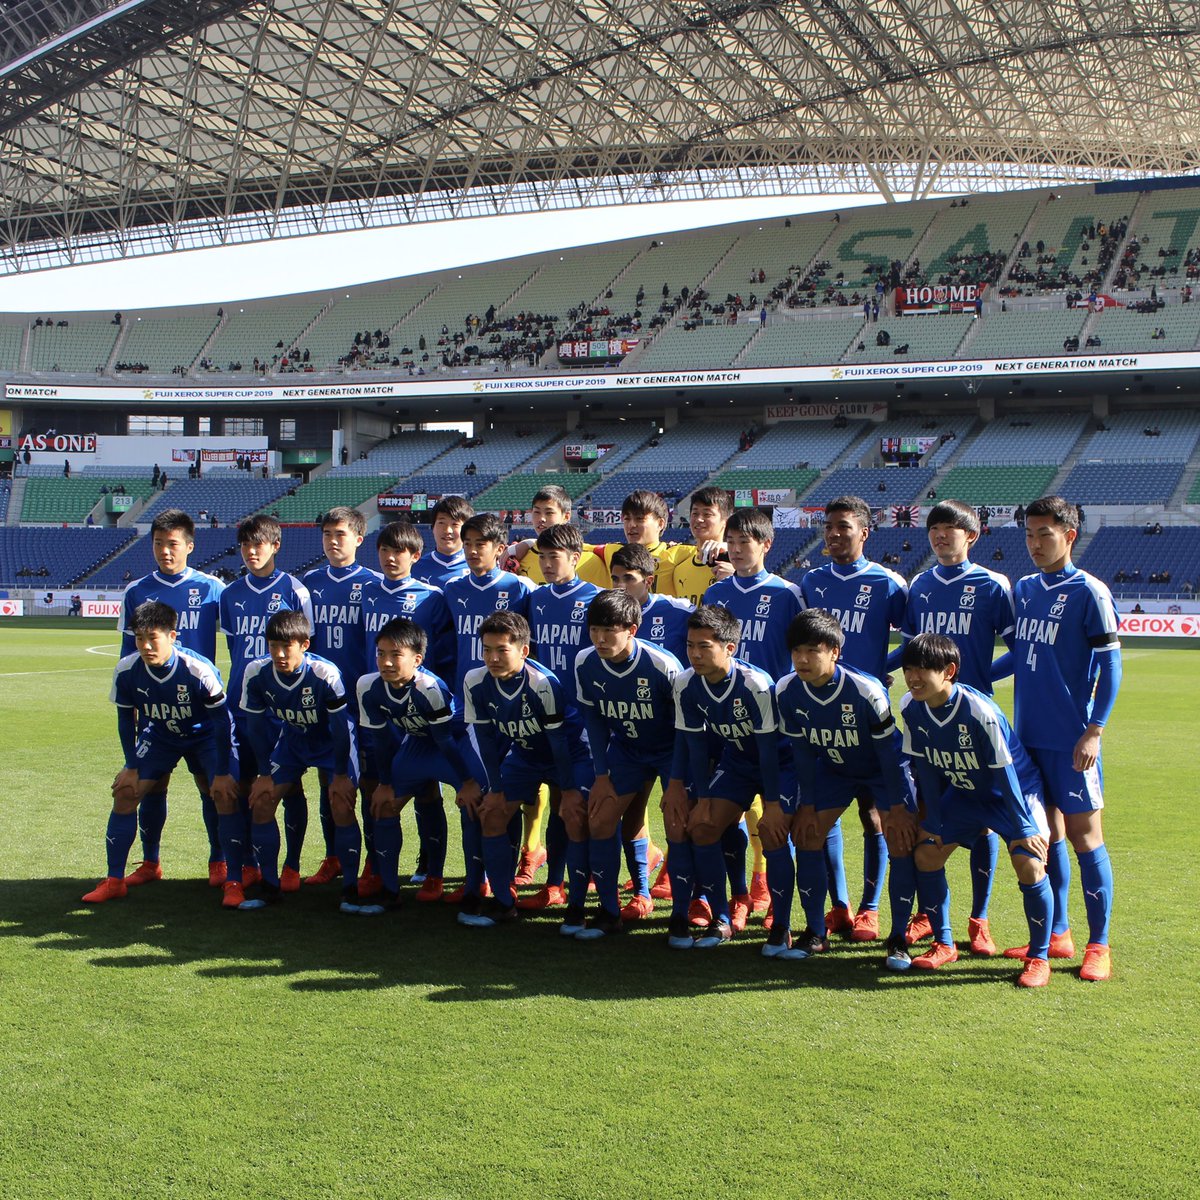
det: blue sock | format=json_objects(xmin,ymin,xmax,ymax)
[
  {"xmin": 1021, "ymin": 877, "xmax": 1054, "ymax": 959},
  {"xmin": 1077, "ymin": 844, "xmax": 1113, "ymax": 945},
  {"xmin": 507, "ymin": 810, "xmax": 523, "ymax": 873},
  {"xmin": 824, "ymin": 818, "xmax": 850, "ymax": 911},
  {"xmin": 795, "ymin": 848, "xmax": 827, "ymax": 936},
  {"xmin": 105, "ymin": 810, "xmax": 137, "ymax": 877},
  {"xmin": 414, "ymin": 799, "xmax": 448, "ymax": 877},
  {"xmin": 969, "ymin": 831, "xmax": 998, "ymax": 919},
  {"xmin": 333, "ymin": 823, "xmax": 362, "ymax": 898},
  {"xmin": 199, "ymin": 792, "xmax": 223, "ymax": 863},
  {"xmin": 373, "ymin": 816, "xmax": 402, "ymax": 894},
  {"xmin": 624, "ymin": 835, "xmax": 650, "ymax": 897},
  {"xmin": 359, "ymin": 796, "xmax": 376, "ymax": 874},
  {"xmin": 281, "ymin": 791, "xmax": 308, "ymax": 872},
  {"xmin": 860, "ymin": 830, "xmax": 886, "ymax": 911},
  {"xmin": 590, "ymin": 831, "xmax": 623, "ymax": 917},
  {"xmin": 565, "ymin": 838, "xmax": 590, "ymax": 907},
  {"xmin": 318, "ymin": 782, "xmax": 336, "ymax": 858},
  {"xmin": 692, "ymin": 842, "xmax": 729, "ymax": 924},
  {"xmin": 1047, "ymin": 839, "xmax": 1072, "ymax": 935},
  {"xmin": 481, "ymin": 833, "xmax": 515, "ymax": 908},
  {"xmin": 763, "ymin": 845, "xmax": 796, "ymax": 932},
  {"xmin": 886, "ymin": 854, "xmax": 918, "ymax": 940},
  {"xmin": 217, "ymin": 812, "xmax": 244, "ymax": 884},
  {"xmin": 545, "ymin": 809, "xmax": 568, "ymax": 888},
  {"xmin": 239, "ymin": 796, "xmax": 258, "ymax": 869},
  {"xmin": 916, "ymin": 868, "xmax": 952, "ymax": 944},
  {"xmin": 460, "ymin": 810, "xmax": 485, "ymax": 896},
  {"xmin": 665, "ymin": 839, "xmax": 696, "ymax": 921},
  {"xmin": 251, "ymin": 819, "xmax": 281, "ymax": 886},
  {"xmin": 721, "ymin": 820, "xmax": 749, "ymax": 897},
  {"xmin": 138, "ymin": 789, "xmax": 167, "ymax": 862}
]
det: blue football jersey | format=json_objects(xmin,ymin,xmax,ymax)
[
  {"xmin": 300, "ymin": 563, "xmax": 383, "ymax": 698},
  {"xmin": 1012, "ymin": 565, "xmax": 1121, "ymax": 752},
  {"xmin": 357, "ymin": 666, "xmax": 464, "ymax": 743},
  {"xmin": 360, "ymin": 576, "xmax": 456, "ymax": 681},
  {"xmin": 702, "ymin": 569, "xmax": 805, "ymax": 679},
  {"xmin": 530, "ymin": 578, "xmax": 602, "ymax": 703},
  {"xmin": 219, "ymin": 568, "xmax": 313, "ymax": 702},
  {"xmin": 636, "ymin": 592, "xmax": 692, "ymax": 663},
  {"xmin": 800, "ymin": 556, "xmax": 907, "ymax": 683},
  {"xmin": 111, "ymin": 647, "xmax": 230, "ymax": 746},
  {"xmin": 411, "ymin": 549, "xmax": 469, "ymax": 589},
  {"xmin": 119, "ymin": 567, "xmax": 225, "ymax": 660},
  {"xmin": 673, "ymin": 658, "xmax": 778, "ymax": 767},
  {"xmin": 902, "ymin": 561, "xmax": 1014, "ymax": 695},
  {"xmin": 241, "ymin": 651, "xmax": 355, "ymax": 761},
  {"xmin": 443, "ymin": 568, "xmax": 534, "ymax": 683}
]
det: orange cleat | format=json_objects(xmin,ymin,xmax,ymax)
[
  {"xmin": 208, "ymin": 860, "xmax": 228, "ymax": 887},
  {"xmin": 357, "ymin": 864, "xmax": 383, "ymax": 899},
  {"xmin": 304, "ymin": 856, "xmax": 341, "ymax": 886},
  {"xmin": 850, "ymin": 908, "xmax": 880, "ymax": 942},
  {"xmin": 749, "ymin": 871, "xmax": 770, "ymax": 914},
  {"xmin": 222, "ymin": 881, "xmax": 246, "ymax": 909},
  {"xmin": 620, "ymin": 894, "xmax": 654, "ymax": 921},
  {"xmin": 416, "ymin": 876, "xmax": 445, "ymax": 903},
  {"xmin": 1017, "ymin": 956, "xmax": 1051, "ymax": 988},
  {"xmin": 825, "ymin": 905, "xmax": 854, "ymax": 936},
  {"xmin": 279, "ymin": 866, "xmax": 302, "ymax": 893},
  {"xmin": 730, "ymin": 893, "xmax": 751, "ymax": 933},
  {"xmin": 688, "ymin": 898, "xmax": 713, "ymax": 928},
  {"xmin": 241, "ymin": 865, "xmax": 263, "ymax": 888},
  {"xmin": 649, "ymin": 859, "xmax": 672, "ymax": 900},
  {"xmin": 1003, "ymin": 929, "xmax": 1075, "ymax": 960},
  {"xmin": 905, "ymin": 912, "xmax": 933, "ymax": 945},
  {"xmin": 123, "ymin": 860, "xmax": 162, "ymax": 887},
  {"xmin": 515, "ymin": 883, "xmax": 568, "ymax": 910},
  {"xmin": 1079, "ymin": 942, "xmax": 1112, "ymax": 982},
  {"xmin": 513, "ymin": 845, "xmax": 547, "ymax": 887},
  {"xmin": 968, "ymin": 916, "xmax": 998, "ymax": 957},
  {"xmin": 912, "ymin": 941, "xmax": 959, "ymax": 970},
  {"xmin": 82, "ymin": 876, "xmax": 127, "ymax": 903},
  {"xmin": 623, "ymin": 842, "xmax": 665, "ymax": 892}
]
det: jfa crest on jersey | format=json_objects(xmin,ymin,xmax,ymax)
[
  {"xmin": 702, "ymin": 570, "xmax": 805, "ymax": 680},
  {"xmin": 300, "ymin": 563, "xmax": 382, "ymax": 694},
  {"xmin": 530, "ymin": 579, "xmax": 602, "ymax": 702},
  {"xmin": 220, "ymin": 568, "xmax": 313, "ymax": 699},
  {"xmin": 674, "ymin": 658, "xmax": 777, "ymax": 764},
  {"xmin": 463, "ymin": 658, "xmax": 587, "ymax": 761},
  {"xmin": 443, "ymin": 568, "xmax": 534, "ymax": 683},
  {"xmin": 637, "ymin": 593, "xmax": 691, "ymax": 663},
  {"xmin": 241, "ymin": 651, "xmax": 354, "ymax": 758},
  {"xmin": 111, "ymin": 647, "xmax": 228, "ymax": 744},
  {"xmin": 357, "ymin": 666, "xmax": 463, "ymax": 741},
  {"xmin": 119, "ymin": 567, "xmax": 225, "ymax": 660},
  {"xmin": 575, "ymin": 640, "xmax": 681, "ymax": 759},
  {"xmin": 360, "ymin": 576, "xmax": 456, "ymax": 680}
]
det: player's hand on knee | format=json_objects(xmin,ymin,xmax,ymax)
[
  {"xmin": 757, "ymin": 801, "xmax": 791, "ymax": 849},
  {"xmin": 111, "ymin": 767, "xmax": 139, "ymax": 810},
  {"xmin": 328, "ymin": 774, "xmax": 356, "ymax": 813},
  {"xmin": 370, "ymin": 783, "xmax": 397, "ymax": 820},
  {"xmin": 249, "ymin": 774, "xmax": 275, "ymax": 810},
  {"xmin": 1010, "ymin": 833, "xmax": 1048, "ymax": 863},
  {"xmin": 210, "ymin": 773, "xmax": 239, "ymax": 812},
  {"xmin": 791, "ymin": 805, "xmax": 819, "ymax": 849},
  {"xmin": 660, "ymin": 779, "xmax": 690, "ymax": 828},
  {"xmin": 882, "ymin": 807, "xmax": 919, "ymax": 855},
  {"xmin": 456, "ymin": 780, "xmax": 482, "ymax": 817}
]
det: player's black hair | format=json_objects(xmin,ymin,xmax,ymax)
[
  {"xmin": 621, "ymin": 488, "xmax": 669, "ymax": 525},
  {"xmin": 531, "ymin": 484, "xmax": 573, "ymax": 516},
  {"xmin": 725, "ymin": 507, "xmax": 774, "ymax": 544},
  {"xmin": 587, "ymin": 589, "xmax": 641, "ymax": 629},
  {"xmin": 786, "ymin": 609, "xmax": 844, "ymax": 652},
  {"xmin": 901, "ymin": 631, "xmax": 960, "ymax": 671},
  {"xmin": 609, "ymin": 542, "xmax": 656, "ymax": 576},
  {"xmin": 377, "ymin": 520, "xmax": 424, "ymax": 555},
  {"xmin": 430, "ymin": 494, "xmax": 474, "ymax": 524},
  {"xmin": 237, "ymin": 513, "xmax": 282, "ymax": 546},
  {"xmin": 1025, "ymin": 495, "xmax": 1080, "ymax": 533},
  {"xmin": 461, "ymin": 512, "xmax": 508, "ymax": 546},
  {"xmin": 150, "ymin": 508, "xmax": 195, "ymax": 539},
  {"xmin": 480, "ymin": 610, "xmax": 530, "ymax": 647},
  {"xmin": 375, "ymin": 616, "xmax": 427, "ymax": 656},
  {"xmin": 321, "ymin": 506, "xmax": 366, "ymax": 536},
  {"xmin": 687, "ymin": 603, "xmax": 740, "ymax": 645},
  {"xmin": 132, "ymin": 599, "xmax": 178, "ymax": 635},
  {"xmin": 265, "ymin": 609, "xmax": 312, "ymax": 644},
  {"xmin": 825, "ymin": 495, "xmax": 872, "ymax": 527},
  {"xmin": 690, "ymin": 485, "xmax": 734, "ymax": 518},
  {"xmin": 926, "ymin": 499, "xmax": 980, "ymax": 535},
  {"xmin": 536, "ymin": 522, "xmax": 583, "ymax": 555}
]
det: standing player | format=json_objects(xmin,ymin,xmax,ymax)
[
  {"xmin": 900, "ymin": 499, "xmax": 1016, "ymax": 955},
  {"xmin": 574, "ymin": 589, "xmax": 684, "ymax": 923},
  {"xmin": 220, "ymin": 514, "xmax": 313, "ymax": 892},
  {"xmin": 663, "ymin": 486, "xmax": 735, "ymax": 606},
  {"xmin": 83, "ymin": 601, "xmax": 239, "ymax": 906},
  {"xmin": 300, "ymin": 507, "xmax": 381, "ymax": 890},
  {"xmin": 117, "ymin": 509, "xmax": 226, "ymax": 887},
  {"xmin": 1005, "ymin": 496, "xmax": 1121, "ymax": 982},
  {"xmin": 899, "ymin": 633, "xmax": 1055, "ymax": 987},
  {"xmin": 410, "ymin": 495, "xmax": 473, "ymax": 589},
  {"xmin": 592, "ymin": 489, "xmax": 695, "ymax": 597},
  {"xmin": 506, "ymin": 484, "xmax": 610, "ymax": 588},
  {"xmin": 799, "ymin": 495, "xmax": 907, "ymax": 939}
]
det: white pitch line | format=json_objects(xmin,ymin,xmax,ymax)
[
  {"xmin": 86, "ymin": 644, "xmax": 120, "ymax": 656},
  {"xmin": 0, "ymin": 665, "xmax": 114, "ymax": 677}
]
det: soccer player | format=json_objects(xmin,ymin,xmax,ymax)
[
  {"xmin": 773, "ymin": 610, "xmax": 918, "ymax": 965},
  {"xmin": 1004, "ymin": 496, "xmax": 1121, "ymax": 982},
  {"xmin": 220, "ymin": 514, "xmax": 313, "ymax": 892},
  {"xmin": 593, "ymin": 489, "xmax": 694, "ymax": 597},
  {"xmin": 117, "ymin": 509, "xmax": 226, "ymax": 887},
  {"xmin": 458, "ymin": 612, "xmax": 594, "ymax": 931},
  {"xmin": 899, "ymin": 633, "xmax": 1055, "ymax": 988},
  {"xmin": 83, "ymin": 601, "xmax": 239, "ymax": 907},
  {"xmin": 362, "ymin": 519, "xmax": 456, "ymax": 894},
  {"xmin": 799, "ymin": 495, "xmax": 907, "ymax": 939},
  {"xmin": 240, "ymin": 610, "xmax": 363, "ymax": 912},
  {"xmin": 574, "ymin": 589, "xmax": 684, "ymax": 922},
  {"xmin": 670, "ymin": 485, "xmax": 736, "ymax": 605},
  {"xmin": 608, "ymin": 542, "xmax": 692, "ymax": 663},
  {"xmin": 410, "ymin": 495, "xmax": 473, "ymax": 588},
  {"xmin": 506, "ymin": 484, "xmax": 610, "ymax": 588},
  {"xmin": 663, "ymin": 605, "xmax": 783, "ymax": 949},
  {"xmin": 900, "ymin": 499, "xmax": 1017, "ymax": 956},
  {"xmin": 300, "ymin": 507, "xmax": 381, "ymax": 891},
  {"xmin": 357, "ymin": 617, "xmax": 482, "ymax": 907}
]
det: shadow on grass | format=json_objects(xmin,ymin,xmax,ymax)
[{"xmin": 0, "ymin": 877, "xmax": 1024, "ymax": 1000}]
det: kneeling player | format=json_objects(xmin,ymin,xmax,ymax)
[
  {"xmin": 240, "ymin": 610, "xmax": 363, "ymax": 912},
  {"xmin": 574, "ymin": 590, "xmax": 683, "ymax": 928},
  {"xmin": 83, "ymin": 601, "xmax": 239, "ymax": 906},
  {"xmin": 899, "ymin": 633, "xmax": 1054, "ymax": 987},
  {"xmin": 772, "ymin": 610, "xmax": 918, "ymax": 965}
]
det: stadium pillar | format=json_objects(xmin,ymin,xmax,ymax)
[{"xmin": 663, "ymin": 406, "xmax": 679, "ymax": 429}]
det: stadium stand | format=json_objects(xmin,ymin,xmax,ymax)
[
  {"xmin": 811, "ymin": 204, "xmax": 935, "ymax": 291},
  {"xmin": 114, "ymin": 313, "xmax": 221, "ymax": 374},
  {"xmin": 1057, "ymin": 462, "xmax": 1184, "ymax": 505},
  {"xmin": 87, "ymin": 527, "xmax": 246, "ymax": 588},
  {"xmin": 967, "ymin": 309, "xmax": 1089, "ymax": 358},
  {"xmin": 1005, "ymin": 192, "xmax": 1130, "ymax": 293},
  {"xmin": 630, "ymin": 321, "xmax": 758, "ymax": 372},
  {"xmin": 1072, "ymin": 408, "xmax": 1200, "ymax": 462},
  {"xmin": 267, "ymin": 475, "xmax": 400, "ymax": 523},
  {"xmin": 932, "ymin": 465, "xmax": 1058, "ymax": 504},
  {"xmin": 955, "ymin": 411, "xmax": 1089, "ymax": 465},
  {"xmin": 0, "ymin": 527, "xmax": 135, "ymax": 586},
  {"xmin": 1108, "ymin": 188, "xmax": 1200, "ymax": 290},
  {"xmin": 709, "ymin": 468, "xmax": 820, "ymax": 494},
  {"xmin": 294, "ymin": 282, "xmax": 433, "ymax": 371},
  {"xmin": 567, "ymin": 421, "xmax": 655, "ymax": 475},
  {"xmin": 27, "ymin": 319, "xmax": 120, "ymax": 373},
  {"xmin": 325, "ymin": 429, "xmax": 461, "ymax": 477},
  {"xmin": 584, "ymin": 470, "xmax": 709, "ymax": 509},
  {"xmin": 618, "ymin": 419, "xmax": 745, "ymax": 473},
  {"xmin": 20, "ymin": 476, "xmax": 157, "ymax": 523},
  {"xmin": 727, "ymin": 418, "xmax": 863, "ymax": 469},
  {"xmin": 1089, "ymin": 304, "xmax": 1200, "ymax": 353},
  {"xmin": 916, "ymin": 193, "xmax": 1040, "ymax": 287},
  {"xmin": 472, "ymin": 472, "xmax": 595, "ymax": 511},
  {"xmin": 386, "ymin": 472, "xmax": 497, "ymax": 499},
  {"xmin": 505, "ymin": 244, "xmax": 639, "ymax": 336},
  {"xmin": 737, "ymin": 315, "xmax": 863, "ymax": 367},
  {"xmin": 1079, "ymin": 527, "xmax": 1200, "ymax": 596},
  {"xmin": 0, "ymin": 477, "xmax": 10, "ymax": 523},
  {"xmin": 139, "ymin": 477, "xmax": 296, "ymax": 526},
  {"xmin": 424, "ymin": 427, "xmax": 558, "ymax": 475},
  {"xmin": 202, "ymin": 302, "xmax": 323, "ymax": 373},
  {"xmin": 702, "ymin": 220, "xmax": 832, "ymax": 315},
  {"xmin": 804, "ymin": 467, "xmax": 936, "ymax": 506},
  {"xmin": 0, "ymin": 323, "xmax": 23, "ymax": 371},
  {"xmin": 846, "ymin": 312, "xmax": 974, "ymax": 362}
]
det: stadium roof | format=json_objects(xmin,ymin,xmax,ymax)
[{"xmin": 0, "ymin": 0, "xmax": 1197, "ymax": 274}]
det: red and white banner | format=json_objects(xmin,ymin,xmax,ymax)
[
  {"xmin": 82, "ymin": 599, "xmax": 122, "ymax": 618},
  {"xmin": 1118, "ymin": 613, "xmax": 1200, "ymax": 638},
  {"xmin": 895, "ymin": 284, "xmax": 984, "ymax": 314},
  {"xmin": 0, "ymin": 598, "xmax": 24, "ymax": 616},
  {"xmin": 19, "ymin": 433, "xmax": 98, "ymax": 453}
]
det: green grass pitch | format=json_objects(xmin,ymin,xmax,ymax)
[{"xmin": 1, "ymin": 624, "xmax": 1198, "ymax": 1199}]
